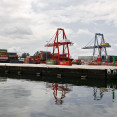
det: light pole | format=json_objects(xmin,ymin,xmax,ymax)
[{"xmin": 46, "ymin": 41, "xmax": 48, "ymax": 61}]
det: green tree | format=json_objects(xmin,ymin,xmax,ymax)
[
  {"xmin": 21, "ymin": 53, "xmax": 30, "ymax": 58},
  {"xmin": 34, "ymin": 51, "xmax": 40, "ymax": 56}
]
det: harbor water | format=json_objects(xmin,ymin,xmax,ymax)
[{"xmin": 0, "ymin": 74, "xmax": 117, "ymax": 117}]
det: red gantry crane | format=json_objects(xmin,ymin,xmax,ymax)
[{"xmin": 45, "ymin": 28, "xmax": 73, "ymax": 65}]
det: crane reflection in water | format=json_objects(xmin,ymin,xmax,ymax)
[
  {"xmin": 46, "ymin": 82, "xmax": 116, "ymax": 104},
  {"xmin": 0, "ymin": 77, "xmax": 7, "ymax": 82},
  {"xmin": 0, "ymin": 75, "xmax": 116, "ymax": 104},
  {"xmin": 46, "ymin": 83, "xmax": 72, "ymax": 105},
  {"xmin": 93, "ymin": 83, "xmax": 116, "ymax": 101}
]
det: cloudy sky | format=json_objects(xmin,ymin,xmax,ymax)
[{"xmin": 0, "ymin": 0, "xmax": 117, "ymax": 58}]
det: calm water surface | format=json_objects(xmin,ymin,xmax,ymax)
[{"xmin": 0, "ymin": 76, "xmax": 117, "ymax": 117}]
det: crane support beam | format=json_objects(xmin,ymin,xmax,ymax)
[
  {"xmin": 82, "ymin": 45, "xmax": 111, "ymax": 49},
  {"xmin": 45, "ymin": 42, "xmax": 73, "ymax": 47}
]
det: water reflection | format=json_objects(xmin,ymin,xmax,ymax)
[
  {"xmin": 93, "ymin": 87, "xmax": 107, "ymax": 100},
  {"xmin": 1, "ymin": 74, "xmax": 116, "ymax": 104},
  {"xmin": 0, "ymin": 74, "xmax": 117, "ymax": 117},
  {"xmin": 46, "ymin": 83, "xmax": 72, "ymax": 105},
  {"xmin": 93, "ymin": 86, "xmax": 116, "ymax": 101},
  {"xmin": 0, "ymin": 77, "xmax": 7, "ymax": 82}
]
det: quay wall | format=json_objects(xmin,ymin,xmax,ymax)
[{"xmin": 0, "ymin": 63, "xmax": 108, "ymax": 79}]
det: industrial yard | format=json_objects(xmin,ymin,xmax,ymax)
[
  {"xmin": 0, "ymin": 28, "xmax": 117, "ymax": 80},
  {"xmin": 0, "ymin": 28, "xmax": 117, "ymax": 67}
]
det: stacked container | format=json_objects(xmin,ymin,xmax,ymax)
[
  {"xmin": 102, "ymin": 55, "xmax": 117, "ymax": 62},
  {"xmin": 24, "ymin": 57, "xmax": 34, "ymax": 64},
  {"xmin": 39, "ymin": 51, "xmax": 51, "ymax": 61},
  {"xmin": 0, "ymin": 49, "xmax": 8, "ymax": 63},
  {"xmin": 78, "ymin": 56, "xmax": 96, "ymax": 62},
  {"xmin": 46, "ymin": 60, "xmax": 58, "ymax": 65},
  {"xmin": 101, "ymin": 55, "xmax": 117, "ymax": 66},
  {"xmin": 8, "ymin": 52, "xmax": 18, "ymax": 63},
  {"xmin": 72, "ymin": 59, "xmax": 81, "ymax": 65}
]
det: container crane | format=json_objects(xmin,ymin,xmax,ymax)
[
  {"xmin": 45, "ymin": 28, "xmax": 73, "ymax": 65},
  {"xmin": 82, "ymin": 33, "xmax": 111, "ymax": 59}
]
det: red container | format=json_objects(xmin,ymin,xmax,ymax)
[
  {"xmin": 97, "ymin": 58, "xmax": 102, "ymax": 62},
  {"xmin": 24, "ymin": 58, "xmax": 28, "ymax": 63},
  {"xmin": 105, "ymin": 62, "xmax": 108, "ymax": 66},
  {"xmin": 59, "ymin": 61, "xmax": 72, "ymax": 65},
  {"xmin": 0, "ymin": 53, "xmax": 8, "ymax": 55},
  {"xmin": 108, "ymin": 62, "xmax": 112, "ymax": 66},
  {"xmin": 13, "ymin": 55, "xmax": 18, "ymax": 57},
  {"xmin": 0, "ymin": 55, "xmax": 8, "ymax": 57},
  {"xmin": 115, "ymin": 62, "xmax": 117, "ymax": 66},
  {"xmin": 24, "ymin": 58, "xmax": 33, "ymax": 63}
]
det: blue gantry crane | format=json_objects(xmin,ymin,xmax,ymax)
[{"xmin": 82, "ymin": 33, "xmax": 111, "ymax": 59}]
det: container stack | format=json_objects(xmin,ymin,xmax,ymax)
[
  {"xmin": 72, "ymin": 59, "xmax": 81, "ymax": 65},
  {"xmin": 24, "ymin": 51, "xmax": 52, "ymax": 64},
  {"xmin": 102, "ymin": 55, "xmax": 117, "ymax": 66},
  {"xmin": 102, "ymin": 56, "xmax": 117, "ymax": 62},
  {"xmin": 46, "ymin": 60, "xmax": 58, "ymax": 65},
  {"xmin": 0, "ymin": 49, "xmax": 8, "ymax": 63},
  {"xmin": 78, "ymin": 56, "xmax": 96, "ymax": 62},
  {"xmin": 33, "ymin": 56, "xmax": 41, "ymax": 64},
  {"xmin": 39, "ymin": 51, "xmax": 51, "ymax": 61},
  {"xmin": 24, "ymin": 57, "xmax": 34, "ymax": 64},
  {"xmin": 8, "ymin": 52, "xmax": 18, "ymax": 63}
]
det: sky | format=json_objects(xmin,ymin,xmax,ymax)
[{"xmin": 0, "ymin": 0, "xmax": 117, "ymax": 58}]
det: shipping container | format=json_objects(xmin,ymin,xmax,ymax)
[
  {"xmin": 105, "ymin": 62, "xmax": 113, "ymax": 66},
  {"xmin": 8, "ymin": 52, "xmax": 17, "ymax": 55},
  {"xmin": 0, "ymin": 49, "xmax": 7, "ymax": 53},
  {"xmin": 102, "ymin": 55, "xmax": 117, "ymax": 62},
  {"xmin": 46, "ymin": 60, "xmax": 58, "ymax": 65},
  {"xmin": 8, "ymin": 55, "xmax": 18, "ymax": 58},
  {"xmin": 40, "ymin": 54, "xmax": 51, "ymax": 60},
  {"xmin": 0, "ymin": 53, "xmax": 8, "ymax": 55},
  {"xmin": 40, "ymin": 51, "xmax": 51, "ymax": 54},
  {"xmin": 28, "ymin": 61, "xmax": 33, "ymax": 64},
  {"xmin": 0, "ymin": 55, "xmax": 8, "ymax": 57},
  {"xmin": 9, "ymin": 60, "xmax": 19, "ymax": 63},
  {"xmin": 72, "ymin": 59, "xmax": 81, "ymax": 65},
  {"xmin": 59, "ymin": 61, "xmax": 72, "ymax": 65},
  {"xmin": 0, "ymin": 57, "xmax": 8, "ymax": 60},
  {"xmin": 78, "ymin": 56, "xmax": 96, "ymax": 62},
  {"xmin": 24, "ymin": 58, "xmax": 34, "ymax": 64},
  {"xmin": 115, "ymin": 62, "xmax": 117, "ymax": 66}
]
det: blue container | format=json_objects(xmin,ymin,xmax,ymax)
[
  {"xmin": 10, "ymin": 60, "xmax": 19, "ymax": 63},
  {"xmin": 102, "ymin": 59, "xmax": 106, "ymax": 62},
  {"xmin": 28, "ymin": 61, "xmax": 33, "ymax": 64},
  {"xmin": 8, "ymin": 52, "xmax": 17, "ymax": 55},
  {"xmin": 105, "ymin": 59, "xmax": 112, "ymax": 62},
  {"xmin": 102, "ymin": 56, "xmax": 106, "ymax": 59}
]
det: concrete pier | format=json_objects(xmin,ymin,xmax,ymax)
[{"xmin": 0, "ymin": 63, "xmax": 117, "ymax": 79}]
